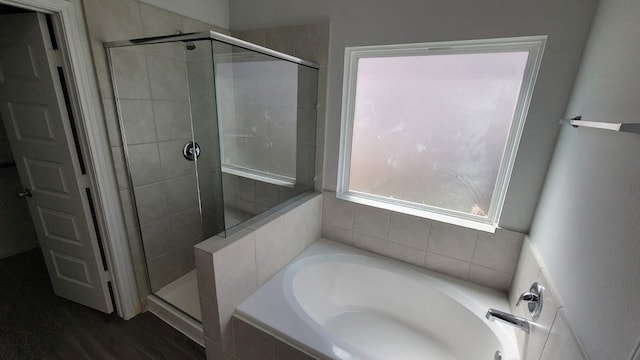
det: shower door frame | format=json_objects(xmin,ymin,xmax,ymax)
[
  {"xmin": 104, "ymin": 30, "xmax": 320, "ymax": 316},
  {"xmin": 103, "ymin": 30, "xmax": 319, "ymax": 69},
  {"xmin": 0, "ymin": 0, "xmax": 138, "ymax": 319}
]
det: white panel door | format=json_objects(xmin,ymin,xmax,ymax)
[{"xmin": 0, "ymin": 12, "xmax": 113, "ymax": 313}]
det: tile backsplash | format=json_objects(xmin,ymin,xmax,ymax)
[
  {"xmin": 321, "ymin": 192, "xmax": 524, "ymax": 292},
  {"xmin": 195, "ymin": 193, "xmax": 321, "ymax": 359},
  {"xmin": 510, "ymin": 238, "xmax": 589, "ymax": 360}
]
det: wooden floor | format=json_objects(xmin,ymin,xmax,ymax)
[{"xmin": 0, "ymin": 248, "xmax": 206, "ymax": 360}]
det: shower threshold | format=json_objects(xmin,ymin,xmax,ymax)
[{"xmin": 155, "ymin": 270, "xmax": 201, "ymax": 322}]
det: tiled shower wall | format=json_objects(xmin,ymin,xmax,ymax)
[
  {"xmin": 232, "ymin": 23, "xmax": 330, "ymax": 193},
  {"xmin": 82, "ymin": 0, "xmax": 229, "ymax": 302},
  {"xmin": 321, "ymin": 192, "xmax": 524, "ymax": 292}
]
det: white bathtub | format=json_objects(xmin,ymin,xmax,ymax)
[{"xmin": 236, "ymin": 239, "xmax": 520, "ymax": 360}]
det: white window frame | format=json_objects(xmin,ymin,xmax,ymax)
[{"xmin": 337, "ymin": 36, "xmax": 546, "ymax": 232}]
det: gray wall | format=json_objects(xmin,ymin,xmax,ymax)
[
  {"xmin": 229, "ymin": 0, "xmax": 598, "ymax": 232},
  {"xmin": 139, "ymin": 0, "xmax": 229, "ymax": 29},
  {"xmin": 528, "ymin": 0, "xmax": 640, "ymax": 359}
]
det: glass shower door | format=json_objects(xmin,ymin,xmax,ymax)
[
  {"xmin": 184, "ymin": 40, "xmax": 226, "ymax": 240},
  {"xmin": 109, "ymin": 41, "xmax": 205, "ymax": 321},
  {"xmin": 209, "ymin": 40, "xmax": 318, "ymax": 229}
]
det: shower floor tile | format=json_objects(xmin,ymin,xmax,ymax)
[{"xmin": 156, "ymin": 269, "xmax": 202, "ymax": 321}]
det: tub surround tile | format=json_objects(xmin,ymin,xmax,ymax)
[
  {"xmin": 352, "ymin": 204, "xmax": 390, "ymax": 239},
  {"xmin": 351, "ymin": 232, "xmax": 386, "ymax": 255},
  {"xmin": 468, "ymin": 264, "xmax": 512, "ymax": 292},
  {"xmin": 233, "ymin": 317, "xmax": 275, "ymax": 360},
  {"xmin": 233, "ymin": 317, "xmax": 316, "ymax": 360},
  {"xmin": 510, "ymin": 239, "xmax": 563, "ymax": 360},
  {"xmin": 427, "ymin": 221, "xmax": 478, "ymax": 261},
  {"xmin": 194, "ymin": 247, "xmax": 216, "ymax": 299},
  {"xmin": 321, "ymin": 193, "xmax": 354, "ymax": 230},
  {"xmin": 254, "ymin": 216, "xmax": 286, "ymax": 287},
  {"xmin": 196, "ymin": 194, "xmax": 322, "ymax": 358},
  {"xmin": 423, "ymin": 251, "xmax": 471, "ymax": 280},
  {"xmin": 274, "ymin": 339, "xmax": 316, "ymax": 360},
  {"xmin": 509, "ymin": 238, "xmax": 591, "ymax": 359},
  {"xmin": 200, "ymin": 295, "xmax": 221, "ymax": 341},
  {"xmin": 222, "ymin": 315, "xmax": 235, "ymax": 360},
  {"xmin": 521, "ymin": 272, "xmax": 561, "ymax": 360},
  {"xmin": 387, "ymin": 212, "xmax": 430, "ymax": 250},
  {"xmin": 385, "ymin": 241, "xmax": 426, "ymax": 267},
  {"xmin": 213, "ymin": 230, "xmax": 258, "ymax": 321},
  {"xmin": 472, "ymin": 228, "xmax": 524, "ymax": 274},
  {"xmin": 283, "ymin": 196, "xmax": 322, "ymax": 262},
  {"xmin": 320, "ymin": 192, "xmax": 524, "ymax": 292},
  {"xmin": 320, "ymin": 224, "xmax": 351, "ymax": 245},
  {"xmin": 509, "ymin": 240, "xmax": 542, "ymax": 318},
  {"xmin": 540, "ymin": 309, "xmax": 587, "ymax": 360}
]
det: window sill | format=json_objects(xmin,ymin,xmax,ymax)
[{"xmin": 337, "ymin": 191, "xmax": 497, "ymax": 233}]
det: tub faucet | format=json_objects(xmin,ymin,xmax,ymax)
[{"xmin": 486, "ymin": 308, "xmax": 530, "ymax": 333}]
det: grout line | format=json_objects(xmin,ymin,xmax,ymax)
[
  {"xmin": 466, "ymin": 231, "xmax": 481, "ymax": 279},
  {"xmin": 422, "ymin": 219, "xmax": 434, "ymax": 266}
]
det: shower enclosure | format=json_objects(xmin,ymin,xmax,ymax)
[{"xmin": 105, "ymin": 31, "xmax": 318, "ymax": 322}]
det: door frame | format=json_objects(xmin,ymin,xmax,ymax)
[{"xmin": 0, "ymin": 0, "xmax": 137, "ymax": 319}]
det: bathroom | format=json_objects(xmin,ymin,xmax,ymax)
[{"xmin": 0, "ymin": 0, "xmax": 638, "ymax": 359}]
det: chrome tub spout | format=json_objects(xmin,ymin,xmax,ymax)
[{"xmin": 486, "ymin": 308, "xmax": 530, "ymax": 333}]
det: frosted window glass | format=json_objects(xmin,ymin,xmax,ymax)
[
  {"xmin": 348, "ymin": 52, "xmax": 529, "ymax": 217},
  {"xmin": 214, "ymin": 47, "xmax": 299, "ymax": 183}
]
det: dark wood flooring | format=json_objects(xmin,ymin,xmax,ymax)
[{"xmin": 0, "ymin": 248, "xmax": 206, "ymax": 360}]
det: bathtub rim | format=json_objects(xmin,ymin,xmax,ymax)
[{"xmin": 235, "ymin": 238, "xmax": 520, "ymax": 359}]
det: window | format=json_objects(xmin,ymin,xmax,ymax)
[{"xmin": 337, "ymin": 36, "xmax": 546, "ymax": 232}]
